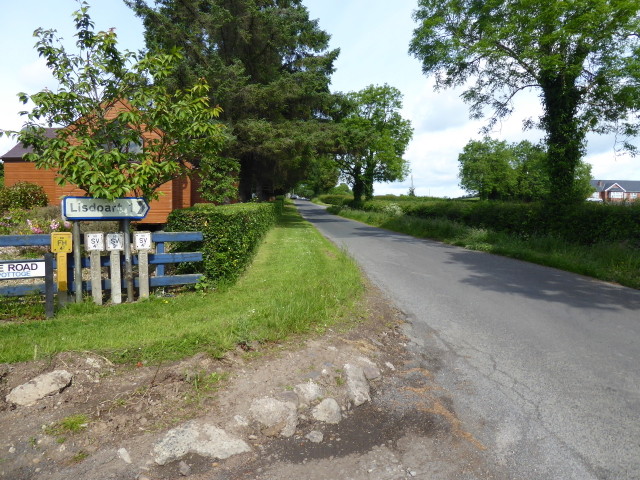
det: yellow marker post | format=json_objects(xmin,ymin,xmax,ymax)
[{"xmin": 51, "ymin": 232, "xmax": 73, "ymax": 305}]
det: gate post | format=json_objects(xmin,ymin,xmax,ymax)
[
  {"xmin": 72, "ymin": 221, "xmax": 83, "ymax": 302},
  {"xmin": 44, "ymin": 253, "xmax": 54, "ymax": 318},
  {"xmin": 121, "ymin": 219, "xmax": 134, "ymax": 302}
]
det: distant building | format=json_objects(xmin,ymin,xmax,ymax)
[{"xmin": 589, "ymin": 180, "xmax": 640, "ymax": 203}]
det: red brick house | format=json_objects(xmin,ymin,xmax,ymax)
[{"xmin": 589, "ymin": 180, "xmax": 640, "ymax": 203}]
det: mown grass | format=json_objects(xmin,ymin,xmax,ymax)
[
  {"xmin": 0, "ymin": 206, "xmax": 364, "ymax": 364},
  {"xmin": 330, "ymin": 207, "xmax": 640, "ymax": 290}
]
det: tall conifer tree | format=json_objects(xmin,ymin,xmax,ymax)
[{"xmin": 127, "ymin": 0, "xmax": 340, "ymax": 199}]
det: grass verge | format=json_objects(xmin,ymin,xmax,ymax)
[
  {"xmin": 330, "ymin": 206, "xmax": 640, "ymax": 290},
  {"xmin": 0, "ymin": 206, "xmax": 364, "ymax": 364}
]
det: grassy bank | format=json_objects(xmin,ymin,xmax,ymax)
[
  {"xmin": 329, "ymin": 206, "xmax": 640, "ymax": 290},
  {"xmin": 0, "ymin": 206, "xmax": 364, "ymax": 364}
]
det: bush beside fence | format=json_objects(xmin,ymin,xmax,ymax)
[
  {"xmin": 166, "ymin": 201, "xmax": 280, "ymax": 285},
  {"xmin": 0, "ymin": 182, "xmax": 49, "ymax": 213}
]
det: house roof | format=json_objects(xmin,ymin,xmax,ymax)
[
  {"xmin": 590, "ymin": 180, "xmax": 640, "ymax": 193},
  {"xmin": 0, "ymin": 128, "xmax": 59, "ymax": 160}
]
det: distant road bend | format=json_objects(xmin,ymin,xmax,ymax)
[{"xmin": 295, "ymin": 200, "xmax": 640, "ymax": 480}]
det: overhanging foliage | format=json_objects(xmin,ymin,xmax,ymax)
[{"xmin": 1, "ymin": 2, "xmax": 233, "ymax": 201}]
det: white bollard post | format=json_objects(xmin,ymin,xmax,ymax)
[
  {"xmin": 134, "ymin": 232, "xmax": 152, "ymax": 299},
  {"xmin": 106, "ymin": 233, "xmax": 124, "ymax": 305},
  {"xmin": 85, "ymin": 232, "xmax": 105, "ymax": 305}
]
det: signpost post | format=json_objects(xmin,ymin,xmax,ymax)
[
  {"xmin": 51, "ymin": 232, "xmax": 72, "ymax": 306},
  {"xmin": 61, "ymin": 197, "xmax": 150, "ymax": 304},
  {"xmin": 44, "ymin": 253, "xmax": 54, "ymax": 318}
]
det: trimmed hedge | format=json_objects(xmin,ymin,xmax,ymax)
[
  {"xmin": 274, "ymin": 195, "xmax": 285, "ymax": 216},
  {"xmin": 166, "ymin": 202, "xmax": 279, "ymax": 285},
  {"xmin": 356, "ymin": 199, "xmax": 640, "ymax": 246},
  {"xmin": 317, "ymin": 194, "xmax": 353, "ymax": 206}
]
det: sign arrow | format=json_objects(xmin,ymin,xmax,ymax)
[{"xmin": 135, "ymin": 199, "xmax": 149, "ymax": 216}]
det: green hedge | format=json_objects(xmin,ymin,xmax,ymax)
[
  {"xmin": 274, "ymin": 195, "xmax": 285, "ymax": 216},
  {"xmin": 166, "ymin": 202, "xmax": 279, "ymax": 285},
  {"xmin": 357, "ymin": 199, "xmax": 640, "ymax": 246},
  {"xmin": 317, "ymin": 194, "xmax": 353, "ymax": 206}
]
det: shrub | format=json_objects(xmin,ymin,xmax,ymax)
[
  {"xmin": 166, "ymin": 202, "xmax": 279, "ymax": 285},
  {"xmin": 0, "ymin": 186, "xmax": 10, "ymax": 213},
  {"xmin": 382, "ymin": 202, "xmax": 403, "ymax": 217},
  {"xmin": 4, "ymin": 182, "xmax": 49, "ymax": 211}
]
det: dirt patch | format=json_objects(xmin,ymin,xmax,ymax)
[
  {"xmin": 0, "ymin": 284, "xmax": 501, "ymax": 480},
  {"xmin": 0, "ymin": 284, "xmax": 396, "ymax": 475}
]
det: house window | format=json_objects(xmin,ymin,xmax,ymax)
[
  {"xmin": 631, "ymin": 193, "xmax": 638, "ymax": 199},
  {"xmin": 124, "ymin": 139, "xmax": 143, "ymax": 154},
  {"xmin": 99, "ymin": 120, "xmax": 144, "ymax": 155},
  {"xmin": 610, "ymin": 192, "xmax": 624, "ymax": 199}
]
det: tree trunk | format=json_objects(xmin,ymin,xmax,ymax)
[
  {"xmin": 364, "ymin": 161, "xmax": 376, "ymax": 201},
  {"xmin": 540, "ymin": 75, "xmax": 585, "ymax": 207},
  {"xmin": 352, "ymin": 177, "xmax": 365, "ymax": 206}
]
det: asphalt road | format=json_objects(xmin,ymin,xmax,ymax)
[{"xmin": 296, "ymin": 200, "xmax": 640, "ymax": 480}]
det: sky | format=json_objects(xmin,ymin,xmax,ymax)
[{"xmin": 0, "ymin": 0, "xmax": 637, "ymax": 198}]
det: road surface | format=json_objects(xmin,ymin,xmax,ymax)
[{"xmin": 296, "ymin": 200, "xmax": 640, "ymax": 480}]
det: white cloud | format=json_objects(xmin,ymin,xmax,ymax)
[
  {"xmin": 587, "ymin": 150, "xmax": 638, "ymax": 180},
  {"xmin": 405, "ymin": 83, "xmax": 470, "ymax": 132}
]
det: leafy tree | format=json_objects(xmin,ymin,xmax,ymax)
[
  {"xmin": 510, "ymin": 141, "xmax": 551, "ymax": 202},
  {"xmin": 328, "ymin": 182, "xmax": 352, "ymax": 195},
  {"xmin": 332, "ymin": 85, "xmax": 413, "ymax": 205},
  {"xmin": 0, "ymin": 2, "xmax": 232, "ymax": 201},
  {"xmin": 295, "ymin": 155, "xmax": 340, "ymax": 197},
  {"xmin": 197, "ymin": 156, "xmax": 239, "ymax": 204},
  {"xmin": 126, "ymin": 0, "xmax": 339, "ymax": 199},
  {"xmin": 458, "ymin": 137, "xmax": 593, "ymax": 201},
  {"xmin": 458, "ymin": 138, "xmax": 516, "ymax": 200},
  {"xmin": 410, "ymin": 0, "xmax": 640, "ymax": 205}
]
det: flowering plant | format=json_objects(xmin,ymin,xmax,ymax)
[{"xmin": 0, "ymin": 208, "xmax": 71, "ymax": 236}]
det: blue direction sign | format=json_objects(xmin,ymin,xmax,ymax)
[{"xmin": 62, "ymin": 197, "xmax": 150, "ymax": 221}]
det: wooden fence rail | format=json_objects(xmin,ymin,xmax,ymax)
[{"xmin": 0, "ymin": 231, "xmax": 203, "ymax": 298}]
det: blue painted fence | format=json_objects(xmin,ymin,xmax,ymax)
[{"xmin": 0, "ymin": 231, "xmax": 203, "ymax": 297}]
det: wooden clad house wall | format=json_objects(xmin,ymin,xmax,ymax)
[
  {"xmin": 3, "ymin": 159, "xmax": 176, "ymax": 224},
  {"xmin": 145, "ymin": 181, "xmax": 174, "ymax": 224},
  {"xmin": 5, "ymin": 161, "xmax": 59, "ymax": 200},
  {"xmin": 172, "ymin": 176, "xmax": 192, "ymax": 210},
  {"xmin": 190, "ymin": 173, "xmax": 206, "ymax": 205}
]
